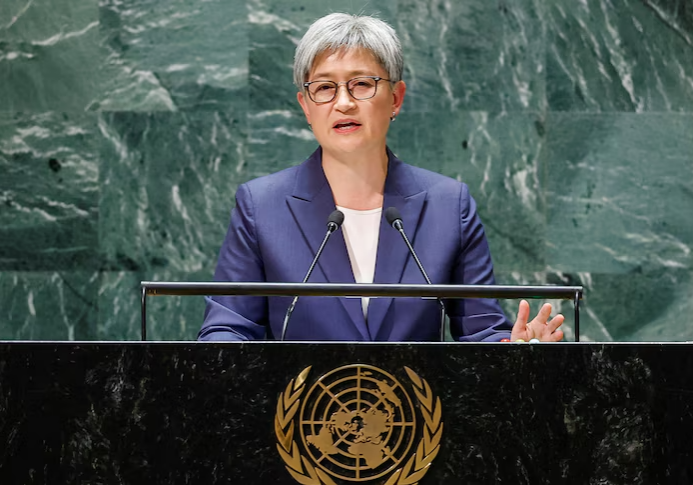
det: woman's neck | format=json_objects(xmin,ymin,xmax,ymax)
[{"xmin": 322, "ymin": 148, "xmax": 388, "ymax": 210}]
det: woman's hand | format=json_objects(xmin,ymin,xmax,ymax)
[{"xmin": 510, "ymin": 300, "xmax": 564, "ymax": 342}]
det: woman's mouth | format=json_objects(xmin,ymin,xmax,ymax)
[{"xmin": 333, "ymin": 121, "xmax": 362, "ymax": 132}]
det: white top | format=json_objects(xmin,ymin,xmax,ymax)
[{"xmin": 336, "ymin": 205, "xmax": 382, "ymax": 319}]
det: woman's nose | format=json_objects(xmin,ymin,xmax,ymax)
[{"xmin": 334, "ymin": 84, "xmax": 355, "ymax": 110}]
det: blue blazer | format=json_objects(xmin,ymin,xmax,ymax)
[{"xmin": 199, "ymin": 148, "xmax": 512, "ymax": 342}]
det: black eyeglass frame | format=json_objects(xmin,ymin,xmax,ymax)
[{"xmin": 302, "ymin": 76, "xmax": 394, "ymax": 104}]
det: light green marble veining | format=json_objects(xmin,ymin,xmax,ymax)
[
  {"xmin": 0, "ymin": 271, "xmax": 99, "ymax": 340},
  {"xmin": 398, "ymin": 0, "xmax": 546, "ymax": 113},
  {"xmin": 546, "ymin": 0, "xmax": 693, "ymax": 112}
]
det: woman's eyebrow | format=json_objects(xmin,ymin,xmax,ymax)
[{"xmin": 310, "ymin": 69, "xmax": 373, "ymax": 79}]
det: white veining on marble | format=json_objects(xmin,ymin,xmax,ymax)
[{"xmin": 32, "ymin": 21, "xmax": 98, "ymax": 47}]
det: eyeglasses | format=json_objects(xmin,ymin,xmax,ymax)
[{"xmin": 303, "ymin": 76, "xmax": 393, "ymax": 104}]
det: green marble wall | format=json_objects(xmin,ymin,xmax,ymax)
[{"xmin": 1, "ymin": 0, "xmax": 692, "ymax": 341}]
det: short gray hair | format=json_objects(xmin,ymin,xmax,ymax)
[{"xmin": 293, "ymin": 13, "xmax": 403, "ymax": 88}]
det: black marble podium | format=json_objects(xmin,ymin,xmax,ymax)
[{"xmin": 0, "ymin": 342, "xmax": 691, "ymax": 484}]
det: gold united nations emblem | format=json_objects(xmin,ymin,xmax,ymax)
[{"xmin": 275, "ymin": 364, "xmax": 443, "ymax": 484}]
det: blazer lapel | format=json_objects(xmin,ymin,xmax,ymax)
[
  {"xmin": 285, "ymin": 149, "xmax": 370, "ymax": 340},
  {"xmin": 368, "ymin": 151, "xmax": 427, "ymax": 340}
]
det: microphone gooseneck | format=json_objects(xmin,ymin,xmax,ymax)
[
  {"xmin": 385, "ymin": 207, "xmax": 431, "ymax": 284},
  {"xmin": 280, "ymin": 209, "xmax": 344, "ymax": 341},
  {"xmin": 385, "ymin": 206, "xmax": 447, "ymax": 342}
]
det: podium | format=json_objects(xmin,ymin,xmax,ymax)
[{"xmin": 1, "ymin": 341, "xmax": 692, "ymax": 484}]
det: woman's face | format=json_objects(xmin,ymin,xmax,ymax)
[{"xmin": 297, "ymin": 47, "xmax": 406, "ymax": 160}]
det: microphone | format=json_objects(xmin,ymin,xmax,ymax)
[
  {"xmin": 384, "ymin": 207, "xmax": 447, "ymax": 342},
  {"xmin": 280, "ymin": 209, "xmax": 344, "ymax": 340}
]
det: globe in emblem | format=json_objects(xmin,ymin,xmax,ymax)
[{"xmin": 299, "ymin": 364, "xmax": 416, "ymax": 481}]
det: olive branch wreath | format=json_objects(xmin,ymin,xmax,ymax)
[{"xmin": 274, "ymin": 365, "xmax": 443, "ymax": 485}]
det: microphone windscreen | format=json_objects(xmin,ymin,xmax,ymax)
[
  {"xmin": 384, "ymin": 206, "xmax": 402, "ymax": 227},
  {"xmin": 328, "ymin": 209, "xmax": 345, "ymax": 228}
]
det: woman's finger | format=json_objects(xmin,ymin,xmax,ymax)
[
  {"xmin": 534, "ymin": 303, "xmax": 553, "ymax": 325},
  {"xmin": 514, "ymin": 300, "xmax": 530, "ymax": 327},
  {"xmin": 511, "ymin": 300, "xmax": 530, "ymax": 341},
  {"xmin": 546, "ymin": 314, "xmax": 565, "ymax": 334},
  {"xmin": 546, "ymin": 328, "xmax": 564, "ymax": 342}
]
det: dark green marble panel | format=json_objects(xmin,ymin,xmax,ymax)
[
  {"xmin": 247, "ymin": 110, "xmax": 317, "ymax": 178},
  {"xmin": 575, "ymin": 269, "xmax": 693, "ymax": 342},
  {"xmin": 626, "ymin": 270, "xmax": 693, "ymax": 342},
  {"xmin": 494, "ymin": 269, "xmax": 693, "ymax": 343},
  {"xmin": 98, "ymin": 270, "xmax": 206, "ymax": 340},
  {"xmin": 0, "ymin": 112, "xmax": 99, "ymax": 271},
  {"xmin": 96, "ymin": 271, "xmax": 142, "ymax": 340},
  {"xmin": 497, "ymin": 268, "xmax": 693, "ymax": 343},
  {"xmin": 95, "ymin": 109, "xmax": 248, "ymax": 340},
  {"xmin": 397, "ymin": 0, "xmax": 546, "ymax": 113},
  {"xmin": 546, "ymin": 0, "xmax": 693, "ymax": 112},
  {"xmin": 98, "ymin": 110, "xmax": 246, "ymax": 275},
  {"xmin": 96, "ymin": 0, "xmax": 247, "ymax": 111},
  {"xmin": 546, "ymin": 113, "xmax": 693, "ymax": 274},
  {"xmin": 0, "ymin": 0, "xmax": 97, "ymax": 43},
  {"xmin": 0, "ymin": 271, "xmax": 98, "ymax": 339},
  {"xmin": 502, "ymin": 269, "xmax": 693, "ymax": 343},
  {"xmin": 391, "ymin": 110, "xmax": 546, "ymax": 272},
  {"xmin": 0, "ymin": 0, "xmax": 104, "ymax": 112}
]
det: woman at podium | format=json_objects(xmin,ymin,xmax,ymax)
[{"xmin": 198, "ymin": 13, "xmax": 564, "ymax": 343}]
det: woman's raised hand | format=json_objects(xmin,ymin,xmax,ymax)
[{"xmin": 510, "ymin": 300, "xmax": 565, "ymax": 342}]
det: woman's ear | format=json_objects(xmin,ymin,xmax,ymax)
[
  {"xmin": 391, "ymin": 80, "xmax": 406, "ymax": 118},
  {"xmin": 297, "ymin": 91, "xmax": 311, "ymax": 125}
]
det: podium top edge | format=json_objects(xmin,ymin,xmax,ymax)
[
  {"xmin": 1, "ymin": 340, "xmax": 691, "ymax": 346},
  {"xmin": 140, "ymin": 281, "xmax": 583, "ymax": 299}
]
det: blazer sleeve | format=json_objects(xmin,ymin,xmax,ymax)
[
  {"xmin": 447, "ymin": 184, "xmax": 513, "ymax": 342},
  {"xmin": 198, "ymin": 183, "xmax": 268, "ymax": 341}
]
